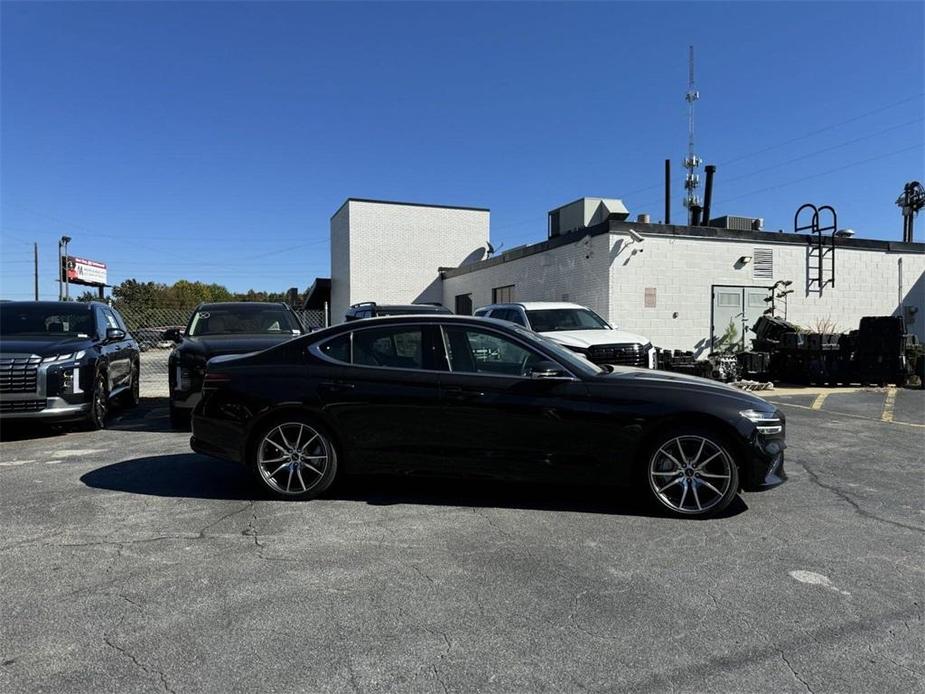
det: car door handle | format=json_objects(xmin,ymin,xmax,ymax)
[
  {"xmin": 319, "ymin": 381, "xmax": 355, "ymax": 393},
  {"xmin": 444, "ymin": 386, "xmax": 485, "ymax": 400}
]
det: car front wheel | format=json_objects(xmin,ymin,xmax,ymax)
[
  {"xmin": 645, "ymin": 429, "xmax": 739, "ymax": 518},
  {"xmin": 249, "ymin": 416, "xmax": 338, "ymax": 500},
  {"xmin": 86, "ymin": 370, "xmax": 109, "ymax": 430}
]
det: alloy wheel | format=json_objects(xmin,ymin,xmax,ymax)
[
  {"xmin": 648, "ymin": 435, "xmax": 733, "ymax": 515},
  {"xmin": 91, "ymin": 373, "xmax": 108, "ymax": 427},
  {"xmin": 257, "ymin": 422, "xmax": 331, "ymax": 496}
]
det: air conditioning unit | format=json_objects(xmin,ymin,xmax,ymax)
[
  {"xmin": 548, "ymin": 197, "xmax": 629, "ymax": 237},
  {"xmin": 708, "ymin": 215, "xmax": 764, "ymax": 231}
]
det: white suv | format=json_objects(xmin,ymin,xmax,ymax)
[{"xmin": 475, "ymin": 301, "xmax": 656, "ymax": 369}]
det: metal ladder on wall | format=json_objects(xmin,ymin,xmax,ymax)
[{"xmin": 795, "ymin": 204, "xmax": 836, "ymax": 293}]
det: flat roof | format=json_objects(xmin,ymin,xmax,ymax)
[
  {"xmin": 331, "ymin": 197, "xmax": 490, "ymax": 219},
  {"xmin": 442, "ymin": 217, "xmax": 924, "ymax": 279}
]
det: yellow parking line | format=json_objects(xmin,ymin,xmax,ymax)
[
  {"xmin": 881, "ymin": 387, "xmax": 897, "ymax": 423},
  {"xmin": 769, "ymin": 400, "xmax": 925, "ymax": 428},
  {"xmin": 810, "ymin": 393, "xmax": 829, "ymax": 410}
]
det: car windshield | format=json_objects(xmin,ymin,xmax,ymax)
[
  {"xmin": 187, "ymin": 308, "xmax": 298, "ymax": 336},
  {"xmin": 0, "ymin": 305, "xmax": 95, "ymax": 337},
  {"xmin": 525, "ymin": 308, "xmax": 611, "ymax": 332},
  {"xmin": 510, "ymin": 325, "xmax": 604, "ymax": 376}
]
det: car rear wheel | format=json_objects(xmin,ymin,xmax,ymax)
[
  {"xmin": 645, "ymin": 429, "xmax": 739, "ymax": 518},
  {"xmin": 250, "ymin": 417, "xmax": 338, "ymax": 500}
]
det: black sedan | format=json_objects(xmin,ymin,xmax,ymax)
[
  {"xmin": 167, "ymin": 302, "xmax": 304, "ymax": 428},
  {"xmin": 191, "ymin": 315, "xmax": 786, "ymax": 518},
  {"xmin": 0, "ymin": 301, "xmax": 140, "ymax": 428}
]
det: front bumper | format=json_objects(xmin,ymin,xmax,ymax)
[
  {"xmin": 1, "ymin": 353, "xmax": 91, "ymax": 422},
  {"xmin": 740, "ymin": 422, "xmax": 787, "ymax": 491},
  {"xmin": 0, "ymin": 397, "xmax": 90, "ymax": 421}
]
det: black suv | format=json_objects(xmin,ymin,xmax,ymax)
[
  {"xmin": 0, "ymin": 301, "xmax": 140, "ymax": 428},
  {"xmin": 344, "ymin": 301, "xmax": 452, "ymax": 321},
  {"xmin": 167, "ymin": 302, "xmax": 304, "ymax": 428}
]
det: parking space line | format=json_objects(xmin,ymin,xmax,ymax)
[
  {"xmin": 769, "ymin": 399, "xmax": 925, "ymax": 428},
  {"xmin": 881, "ymin": 388, "xmax": 897, "ymax": 423},
  {"xmin": 810, "ymin": 393, "xmax": 829, "ymax": 410}
]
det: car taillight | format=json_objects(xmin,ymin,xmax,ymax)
[{"xmin": 203, "ymin": 372, "xmax": 232, "ymax": 388}]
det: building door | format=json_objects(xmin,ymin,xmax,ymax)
[
  {"xmin": 711, "ymin": 285, "xmax": 770, "ymax": 353},
  {"xmin": 455, "ymin": 294, "xmax": 473, "ymax": 315}
]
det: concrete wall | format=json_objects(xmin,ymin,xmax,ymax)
[
  {"xmin": 442, "ymin": 232, "xmax": 613, "ymax": 316},
  {"xmin": 330, "ymin": 205, "xmax": 350, "ymax": 325},
  {"xmin": 609, "ymin": 230, "xmax": 925, "ymax": 353},
  {"xmin": 329, "ymin": 200, "xmax": 489, "ymax": 322}
]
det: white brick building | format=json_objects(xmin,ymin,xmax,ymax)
[
  {"xmin": 327, "ymin": 197, "xmax": 924, "ymax": 353},
  {"xmin": 330, "ymin": 199, "xmax": 489, "ymax": 321}
]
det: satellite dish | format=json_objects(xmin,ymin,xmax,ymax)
[{"xmin": 486, "ymin": 241, "xmax": 495, "ymax": 257}]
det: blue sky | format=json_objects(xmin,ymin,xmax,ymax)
[{"xmin": 2, "ymin": 1, "xmax": 922, "ymax": 300}]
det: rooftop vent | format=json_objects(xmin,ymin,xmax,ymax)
[
  {"xmin": 549, "ymin": 197, "xmax": 629, "ymax": 238},
  {"xmin": 709, "ymin": 215, "xmax": 764, "ymax": 231}
]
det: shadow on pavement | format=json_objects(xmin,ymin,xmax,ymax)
[
  {"xmin": 80, "ymin": 452, "xmax": 748, "ymax": 519},
  {"xmin": 0, "ymin": 397, "xmax": 178, "ymax": 442}
]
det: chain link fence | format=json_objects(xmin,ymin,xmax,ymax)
[{"xmin": 116, "ymin": 305, "xmax": 326, "ymax": 398}]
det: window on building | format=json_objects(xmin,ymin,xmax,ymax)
[
  {"xmin": 716, "ymin": 292, "xmax": 741, "ymax": 307},
  {"xmin": 455, "ymin": 294, "xmax": 473, "ymax": 316},
  {"xmin": 492, "ymin": 285, "xmax": 515, "ymax": 304},
  {"xmin": 753, "ymin": 249, "xmax": 773, "ymax": 279}
]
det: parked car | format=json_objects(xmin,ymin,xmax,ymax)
[
  {"xmin": 190, "ymin": 315, "xmax": 786, "ymax": 518},
  {"xmin": 345, "ymin": 301, "xmax": 452, "ymax": 321},
  {"xmin": 475, "ymin": 301, "xmax": 656, "ymax": 369},
  {"xmin": 167, "ymin": 302, "xmax": 304, "ymax": 428},
  {"xmin": 0, "ymin": 301, "xmax": 140, "ymax": 428}
]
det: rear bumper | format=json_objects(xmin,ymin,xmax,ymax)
[{"xmin": 190, "ymin": 414, "xmax": 245, "ymax": 464}]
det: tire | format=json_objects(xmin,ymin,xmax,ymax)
[
  {"xmin": 86, "ymin": 369, "xmax": 109, "ymax": 430},
  {"xmin": 169, "ymin": 402, "xmax": 191, "ymax": 430},
  {"xmin": 247, "ymin": 415, "xmax": 338, "ymax": 501},
  {"xmin": 643, "ymin": 427, "xmax": 740, "ymax": 518},
  {"xmin": 122, "ymin": 360, "xmax": 141, "ymax": 408}
]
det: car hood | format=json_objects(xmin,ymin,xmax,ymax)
[
  {"xmin": 0, "ymin": 336, "xmax": 94, "ymax": 357},
  {"xmin": 175, "ymin": 334, "xmax": 295, "ymax": 360},
  {"xmin": 599, "ymin": 367, "xmax": 774, "ymax": 410},
  {"xmin": 542, "ymin": 329, "xmax": 652, "ymax": 349}
]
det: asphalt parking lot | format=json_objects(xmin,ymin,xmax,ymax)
[{"xmin": 1, "ymin": 388, "xmax": 922, "ymax": 693}]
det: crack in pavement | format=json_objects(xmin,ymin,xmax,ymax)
[
  {"xmin": 102, "ymin": 613, "xmax": 176, "ymax": 694},
  {"xmin": 778, "ymin": 649, "xmax": 813, "ymax": 693},
  {"xmin": 795, "ymin": 458, "xmax": 924, "ymax": 534}
]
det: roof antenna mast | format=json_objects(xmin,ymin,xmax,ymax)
[{"xmin": 683, "ymin": 45, "xmax": 702, "ymax": 225}]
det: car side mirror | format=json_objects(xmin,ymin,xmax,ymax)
[
  {"xmin": 106, "ymin": 327, "xmax": 126, "ymax": 342},
  {"xmin": 529, "ymin": 360, "xmax": 571, "ymax": 380},
  {"xmin": 163, "ymin": 328, "xmax": 182, "ymax": 343}
]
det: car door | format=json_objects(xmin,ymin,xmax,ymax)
[
  {"xmin": 311, "ymin": 323, "xmax": 447, "ymax": 473},
  {"xmin": 95, "ymin": 307, "xmax": 130, "ymax": 392},
  {"xmin": 436, "ymin": 323, "xmax": 600, "ymax": 481}
]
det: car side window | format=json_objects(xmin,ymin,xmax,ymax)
[
  {"xmin": 443, "ymin": 326, "xmax": 544, "ymax": 377},
  {"xmin": 495, "ymin": 309, "xmax": 526, "ymax": 327},
  {"xmin": 102, "ymin": 309, "xmax": 120, "ymax": 331},
  {"xmin": 319, "ymin": 334, "xmax": 351, "ymax": 363},
  {"xmin": 111, "ymin": 308, "xmax": 129, "ymax": 332},
  {"xmin": 353, "ymin": 326, "xmax": 425, "ymax": 369}
]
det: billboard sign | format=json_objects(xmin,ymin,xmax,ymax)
[{"xmin": 62, "ymin": 256, "xmax": 108, "ymax": 287}]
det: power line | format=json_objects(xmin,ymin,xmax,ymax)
[{"xmin": 713, "ymin": 143, "xmax": 924, "ymax": 205}]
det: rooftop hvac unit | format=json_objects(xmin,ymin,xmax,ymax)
[
  {"xmin": 709, "ymin": 215, "xmax": 764, "ymax": 231},
  {"xmin": 549, "ymin": 197, "xmax": 629, "ymax": 237}
]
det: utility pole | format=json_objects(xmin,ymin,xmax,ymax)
[
  {"xmin": 57, "ymin": 239, "xmax": 63, "ymax": 300},
  {"xmin": 33, "ymin": 243, "xmax": 39, "ymax": 300},
  {"xmin": 60, "ymin": 235, "xmax": 72, "ymax": 300}
]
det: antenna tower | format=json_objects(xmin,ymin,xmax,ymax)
[{"xmin": 683, "ymin": 45, "xmax": 702, "ymax": 224}]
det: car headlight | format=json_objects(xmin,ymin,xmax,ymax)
[
  {"xmin": 41, "ymin": 350, "xmax": 86, "ymax": 363},
  {"xmin": 740, "ymin": 409, "xmax": 783, "ymax": 435}
]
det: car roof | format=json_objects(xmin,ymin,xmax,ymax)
[
  {"xmin": 196, "ymin": 302, "xmax": 290, "ymax": 310},
  {"xmin": 479, "ymin": 302, "xmax": 588, "ymax": 311},
  {"xmin": 1, "ymin": 301, "xmax": 97, "ymax": 310}
]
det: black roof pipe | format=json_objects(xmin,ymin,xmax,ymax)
[
  {"xmin": 702, "ymin": 164, "xmax": 716, "ymax": 227},
  {"xmin": 664, "ymin": 159, "xmax": 671, "ymax": 225}
]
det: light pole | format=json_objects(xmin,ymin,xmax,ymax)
[{"xmin": 59, "ymin": 235, "xmax": 72, "ymax": 300}]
